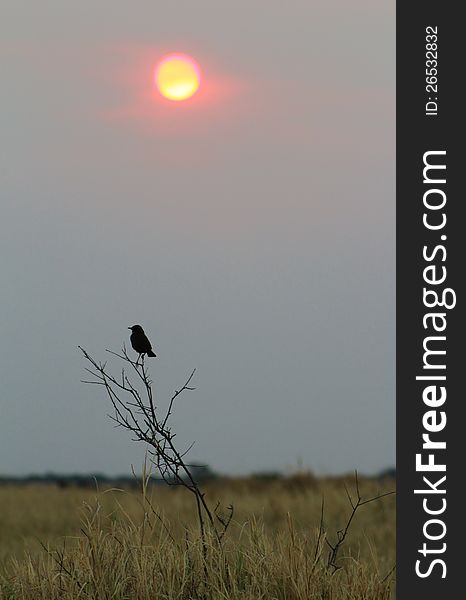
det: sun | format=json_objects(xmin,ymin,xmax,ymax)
[{"xmin": 155, "ymin": 53, "xmax": 201, "ymax": 101}]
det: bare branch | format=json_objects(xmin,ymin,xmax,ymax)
[
  {"xmin": 325, "ymin": 471, "xmax": 395, "ymax": 573},
  {"xmin": 79, "ymin": 345, "xmax": 232, "ymax": 567}
]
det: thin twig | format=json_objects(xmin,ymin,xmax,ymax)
[{"xmin": 79, "ymin": 345, "xmax": 233, "ymax": 572}]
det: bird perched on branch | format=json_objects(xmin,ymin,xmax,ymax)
[{"xmin": 128, "ymin": 325, "xmax": 157, "ymax": 360}]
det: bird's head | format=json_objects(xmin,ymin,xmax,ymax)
[{"xmin": 128, "ymin": 325, "xmax": 143, "ymax": 332}]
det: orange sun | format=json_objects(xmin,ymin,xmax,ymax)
[{"xmin": 155, "ymin": 53, "xmax": 201, "ymax": 101}]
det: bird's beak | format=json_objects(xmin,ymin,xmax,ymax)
[{"xmin": 128, "ymin": 327, "xmax": 132, "ymax": 330}]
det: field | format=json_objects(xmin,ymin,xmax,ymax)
[{"xmin": 0, "ymin": 473, "xmax": 395, "ymax": 599}]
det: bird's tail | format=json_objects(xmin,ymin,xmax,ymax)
[{"xmin": 147, "ymin": 350, "xmax": 156, "ymax": 357}]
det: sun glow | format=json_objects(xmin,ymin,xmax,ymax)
[{"xmin": 155, "ymin": 54, "xmax": 201, "ymax": 101}]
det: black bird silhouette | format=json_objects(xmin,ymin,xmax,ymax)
[{"xmin": 128, "ymin": 325, "xmax": 157, "ymax": 360}]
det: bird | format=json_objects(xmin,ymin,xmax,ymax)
[{"xmin": 128, "ymin": 325, "xmax": 157, "ymax": 361}]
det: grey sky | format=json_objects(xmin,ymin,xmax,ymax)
[{"xmin": 1, "ymin": 1, "xmax": 394, "ymax": 476}]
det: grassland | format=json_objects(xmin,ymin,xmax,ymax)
[{"xmin": 0, "ymin": 473, "xmax": 395, "ymax": 599}]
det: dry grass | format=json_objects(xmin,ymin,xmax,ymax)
[{"xmin": 0, "ymin": 474, "xmax": 395, "ymax": 599}]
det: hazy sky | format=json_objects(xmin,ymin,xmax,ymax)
[{"xmin": 1, "ymin": 1, "xmax": 394, "ymax": 476}]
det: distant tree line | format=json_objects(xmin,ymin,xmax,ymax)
[{"xmin": 0, "ymin": 466, "xmax": 395, "ymax": 489}]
